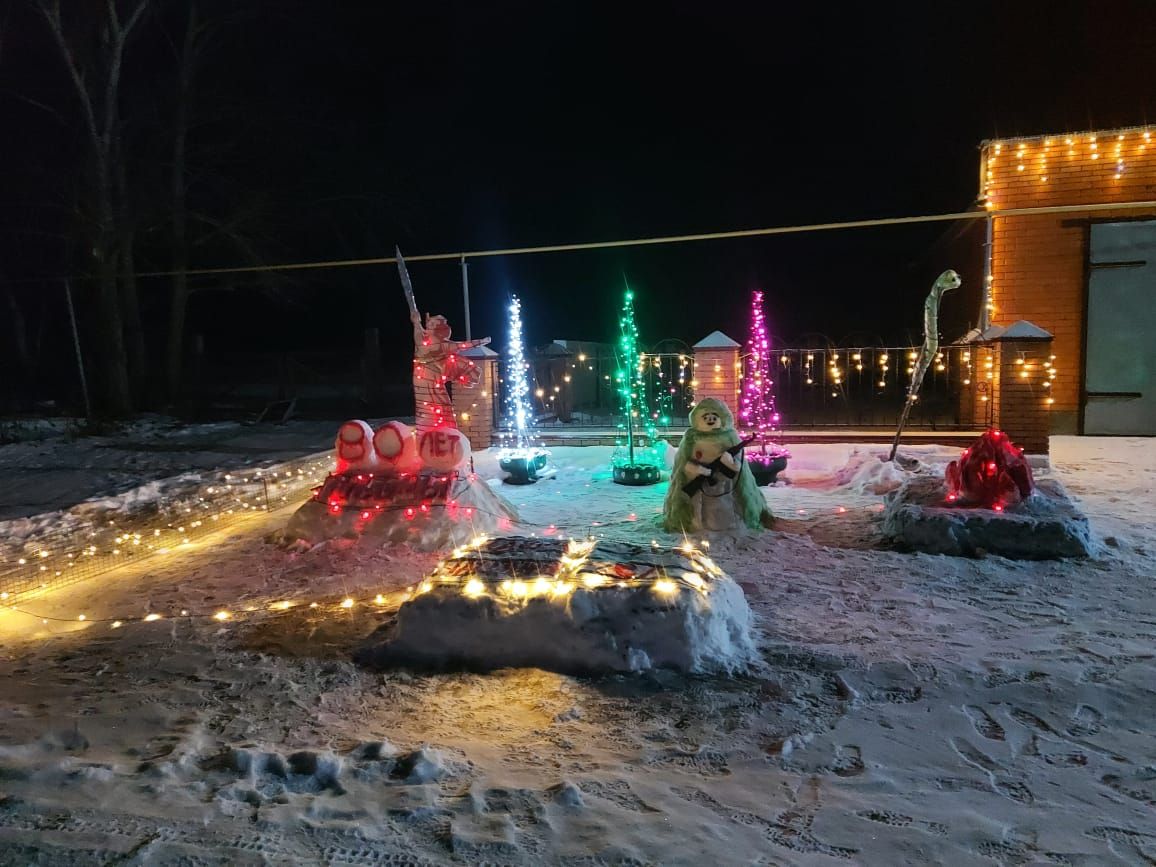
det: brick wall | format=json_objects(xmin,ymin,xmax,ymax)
[
  {"xmin": 692, "ymin": 348, "xmax": 740, "ymax": 411},
  {"xmin": 957, "ymin": 344, "xmax": 997, "ymax": 430},
  {"xmin": 452, "ymin": 355, "xmax": 498, "ymax": 450},
  {"xmin": 994, "ymin": 338, "xmax": 1054, "ymax": 454},
  {"xmin": 982, "ymin": 127, "xmax": 1156, "ymax": 434}
]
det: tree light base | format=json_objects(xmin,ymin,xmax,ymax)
[
  {"xmin": 498, "ymin": 448, "xmax": 557, "ymax": 485},
  {"xmin": 613, "ymin": 463, "xmax": 662, "ymax": 486},
  {"xmin": 748, "ymin": 453, "xmax": 789, "ymax": 487}
]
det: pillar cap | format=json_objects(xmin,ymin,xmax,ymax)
[
  {"xmin": 981, "ymin": 320, "xmax": 1053, "ymax": 342},
  {"xmin": 693, "ymin": 331, "xmax": 741, "ymax": 349},
  {"xmin": 461, "ymin": 345, "xmax": 499, "ymax": 358}
]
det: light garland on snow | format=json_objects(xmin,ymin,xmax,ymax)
[
  {"xmin": 0, "ymin": 531, "xmax": 734, "ymax": 635},
  {"xmin": 0, "ymin": 457, "xmax": 331, "ymax": 604},
  {"xmin": 416, "ymin": 536, "xmax": 724, "ymax": 605}
]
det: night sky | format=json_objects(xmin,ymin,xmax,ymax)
[{"xmin": 4, "ymin": 1, "xmax": 1156, "ymax": 392}]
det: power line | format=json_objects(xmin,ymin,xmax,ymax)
[
  {"xmin": 10, "ymin": 199, "xmax": 1156, "ymax": 284},
  {"xmin": 130, "ymin": 200, "xmax": 1156, "ymax": 278}
]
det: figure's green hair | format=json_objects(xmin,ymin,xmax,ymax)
[{"xmin": 662, "ymin": 398, "xmax": 771, "ymax": 533}]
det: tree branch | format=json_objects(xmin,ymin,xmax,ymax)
[{"xmin": 37, "ymin": 0, "xmax": 101, "ymax": 148}]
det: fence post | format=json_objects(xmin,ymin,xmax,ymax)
[
  {"xmin": 691, "ymin": 331, "xmax": 742, "ymax": 410},
  {"xmin": 986, "ymin": 321, "xmax": 1054, "ymax": 455}
]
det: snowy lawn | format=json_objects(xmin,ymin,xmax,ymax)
[{"xmin": 0, "ymin": 437, "xmax": 1153, "ymax": 864}]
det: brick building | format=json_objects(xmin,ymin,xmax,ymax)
[{"xmin": 980, "ymin": 126, "xmax": 1156, "ymax": 436}]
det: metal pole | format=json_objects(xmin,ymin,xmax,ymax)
[
  {"xmin": 460, "ymin": 254, "xmax": 471, "ymax": 341},
  {"xmin": 981, "ymin": 214, "xmax": 994, "ymax": 332},
  {"xmin": 63, "ymin": 279, "xmax": 92, "ymax": 419}
]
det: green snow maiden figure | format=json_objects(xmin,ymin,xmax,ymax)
[{"xmin": 663, "ymin": 397, "xmax": 773, "ymax": 533}]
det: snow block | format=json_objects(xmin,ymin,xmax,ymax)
[
  {"xmin": 881, "ymin": 475, "xmax": 1092, "ymax": 559},
  {"xmin": 281, "ymin": 471, "xmax": 519, "ymax": 552},
  {"xmin": 356, "ymin": 537, "xmax": 757, "ymax": 675}
]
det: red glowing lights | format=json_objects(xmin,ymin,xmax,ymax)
[{"xmin": 945, "ymin": 429, "xmax": 1035, "ymax": 510}]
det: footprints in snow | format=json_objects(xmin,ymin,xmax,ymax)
[
  {"xmin": 963, "ymin": 705, "xmax": 1006, "ymax": 741},
  {"xmin": 577, "ymin": 779, "xmax": 662, "ymax": 814},
  {"xmin": 672, "ymin": 785, "xmax": 859, "ymax": 860},
  {"xmin": 1100, "ymin": 769, "xmax": 1156, "ymax": 806},
  {"xmin": 1067, "ymin": 703, "xmax": 1104, "ymax": 737},
  {"xmin": 855, "ymin": 809, "xmax": 947, "ymax": 837},
  {"xmin": 948, "ymin": 736, "xmax": 1035, "ymax": 804},
  {"xmin": 830, "ymin": 744, "xmax": 865, "ymax": 777},
  {"xmin": 956, "ymin": 701, "xmax": 1146, "ymax": 809}
]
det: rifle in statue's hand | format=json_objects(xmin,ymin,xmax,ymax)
[{"xmin": 682, "ymin": 436, "xmax": 756, "ymax": 496}]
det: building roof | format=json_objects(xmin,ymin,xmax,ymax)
[
  {"xmin": 693, "ymin": 330, "xmax": 741, "ymax": 349},
  {"xmin": 982, "ymin": 123, "xmax": 1153, "ymax": 148},
  {"xmin": 537, "ymin": 341, "xmax": 573, "ymax": 357}
]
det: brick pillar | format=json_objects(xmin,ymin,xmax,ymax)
[
  {"xmin": 453, "ymin": 346, "xmax": 498, "ymax": 450},
  {"xmin": 986, "ymin": 321, "xmax": 1054, "ymax": 455},
  {"xmin": 957, "ymin": 342, "xmax": 996, "ymax": 429},
  {"xmin": 692, "ymin": 331, "xmax": 741, "ymax": 412}
]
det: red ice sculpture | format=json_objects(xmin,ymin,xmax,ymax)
[{"xmin": 945, "ymin": 429, "xmax": 1035, "ymax": 511}]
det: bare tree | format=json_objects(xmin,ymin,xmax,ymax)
[
  {"xmin": 38, "ymin": 0, "xmax": 150, "ymax": 416},
  {"xmin": 165, "ymin": 0, "xmax": 198, "ymax": 401}
]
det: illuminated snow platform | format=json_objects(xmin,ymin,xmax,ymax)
[
  {"xmin": 356, "ymin": 536, "xmax": 757, "ymax": 675},
  {"xmin": 282, "ymin": 470, "xmax": 518, "ymax": 552},
  {"xmin": 881, "ymin": 476, "xmax": 1092, "ymax": 559}
]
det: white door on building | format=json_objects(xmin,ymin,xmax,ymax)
[{"xmin": 1085, "ymin": 220, "xmax": 1156, "ymax": 435}]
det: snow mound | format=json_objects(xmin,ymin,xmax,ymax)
[
  {"xmin": 356, "ymin": 536, "xmax": 757, "ymax": 675},
  {"xmin": 881, "ymin": 475, "xmax": 1093, "ymax": 559},
  {"xmin": 280, "ymin": 471, "xmax": 519, "ymax": 552},
  {"xmin": 832, "ymin": 449, "xmax": 920, "ymax": 495}
]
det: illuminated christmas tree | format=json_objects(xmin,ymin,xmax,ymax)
[
  {"xmin": 612, "ymin": 285, "xmax": 662, "ymax": 485},
  {"xmin": 497, "ymin": 295, "xmax": 555, "ymax": 484},
  {"xmin": 740, "ymin": 289, "xmax": 789, "ymax": 484},
  {"xmin": 504, "ymin": 296, "xmax": 534, "ymax": 449}
]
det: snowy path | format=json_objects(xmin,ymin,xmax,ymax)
[{"xmin": 0, "ymin": 438, "xmax": 1154, "ymax": 865}]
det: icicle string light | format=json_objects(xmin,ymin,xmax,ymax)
[{"xmin": 980, "ymin": 125, "xmax": 1154, "ymax": 208}]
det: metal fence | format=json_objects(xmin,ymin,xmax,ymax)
[
  {"xmin": 767, "ymin": 343, "xmax": 992, "ymax": 429},
  {"xmin": 512, "ymin": 342, "xmax": 994, "ymax": 432}
]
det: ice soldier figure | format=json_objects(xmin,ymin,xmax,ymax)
[{"xmin": 663, "ymin": 397, "xmax": 773, "ymax": 532}]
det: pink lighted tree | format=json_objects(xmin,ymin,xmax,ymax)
[
  {"xmin": 740, "ymin": 290, "xmax": 789, "ymax": 483},
  {"xmin": 740, "ymin": 290, "xmax": 781, "ymax": 440}
]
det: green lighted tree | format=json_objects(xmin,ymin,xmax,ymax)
[{"xmin": 612, "ymin": 284, "xmax": 662, "ymax": 483}]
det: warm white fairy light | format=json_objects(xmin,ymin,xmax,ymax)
[{"xmin": 1, "ymin": 455, "xmax": 332, "ymax": 607}]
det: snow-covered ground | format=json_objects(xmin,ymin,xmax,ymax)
[
  {"xmin": 0, "ymin": 436, "xmax": 1154, "ymax": 865},
  {"xmin": 0, "ymin": 417, "xmax": 336, "ymax": 523}
]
